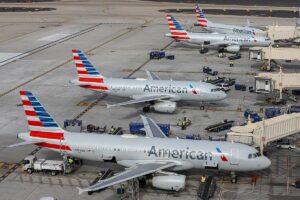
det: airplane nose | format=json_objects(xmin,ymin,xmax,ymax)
[
  {"xmin": 263, "ymin": 156, "xmax": 271, "ymax": 168},
  {"xmin": 258, "ymin": 156, "xmax": 271, "ymax": 170},
  {"xmin": 218, "ymin": 91, "xmax": 227, "ymax": 100}
]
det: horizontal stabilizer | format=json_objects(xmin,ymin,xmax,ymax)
[
  {"xmin": 8, "ymin": 140, "xmax": 43, "ymax": 148},
  {"xmin": 69, "ymin": 79, "xmax": 91, "ymax": 86}
]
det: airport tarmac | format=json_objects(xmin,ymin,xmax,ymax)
[{"xmin": 0, "ymin": 0, "xmax": 299, "ymax": 200}]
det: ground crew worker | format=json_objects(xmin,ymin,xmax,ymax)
[
  {"xmin": 110, "ymin": 126, "xmax": 115, "ymax": 133},
  {"xmin": 251, "ymin": 175, "xmax": 258, "ymax": 185},
  {"xmin": 182, "ymin": 120, "xmax": 186, "ymax": 130},
  {"xmin": 201, "ymin": 175, "xmax": 206, "ymax": 183},
  {"xmin": 68, "ymin": 157, "xmax": 74, "ymax": 165},
  {"xmin": 229, "ymin": 61, "xmax": 234, "ymax": 67}
]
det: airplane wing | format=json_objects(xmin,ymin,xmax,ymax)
[
  {"xmin": 146, "ymin": 70, "xmax": 161, "ymax": 80},
  {"xmin": 77, "ymin": 161, "xmax": 177, "ymax": 194},
  {"xmin": 141, "ymin": 115, "xmax": 167, "ymax": 138},
  {"xmin": 107, "ymin": 95, "xmax": 171, "ymax": 108}
]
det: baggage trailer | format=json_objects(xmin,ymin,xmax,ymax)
[
  {"xmin": 22, "ymin": 155, "xmax": 72, "ymax": 176},
  {"xmin": 205, "ymin": 120, "xmax": 234, "ymax": 132}
]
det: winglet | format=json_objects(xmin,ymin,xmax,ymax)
[
  {"xmin": 77, "ymin": 187, "xmax": 87, "ymax": 195},
  {"xmin": 140, "ymin": 115, "xmax": 167, "ymax": 138}
]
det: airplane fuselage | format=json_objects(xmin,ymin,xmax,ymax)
[
  {"xmin": 186, "ymin": 32, "xmax": 271, "ymax": 47},
  {"xmin": 81, "ymin": 78, "xmax": 227, "ymax": 102},
  {"xmin": 19, "ymin": 131, "xmax": 271, "ymax": 172},
  {"xmin": 197, "ymin": 21, "xmax": 267, "ymax": 36}
]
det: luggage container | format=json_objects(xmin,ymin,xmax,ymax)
[
  {"xmin": 235, "ymin": 84, "xmax": 246, "ymax": 91},
  {"xmin": 265, "ymin": 107, "xmax": 282, "ymax": 119},
  {"xmin": 244, "ymin": 109, "xmax": 262, "ymax": 122},
  {"xmin": 165, "ymin": 55, "xmax": 175, "ymax": 60},
  {"xmin": 150, "ymin": 51, "xmax": 165, "ymax": 59},
  {"xmin": 129, "ymin": 122, "xmax": 170, "ymax": 136},
  {"xmin": 292, "ymin": 90, "xmax": 300, "ymax": 95},
  {"xmin": 288, "ymin": 105, "xmax": 300, "ymax": 113}
]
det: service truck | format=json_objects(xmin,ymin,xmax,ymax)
[{"xmin": 22, "ymin": 155, "xmax": 73, "ymax": 176}]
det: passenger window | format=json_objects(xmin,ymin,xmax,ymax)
[
  {"xmin": 248, "ymin": 154, "xmax": 252, "ymax": 159},
  {"xmin": 252, "ymin": 154, "xmax": 257, "ymax": 158}
]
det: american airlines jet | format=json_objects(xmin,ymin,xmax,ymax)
[
  {"xmin": 70, "ymin": 50, "xmax": 227, "ymax": 113},
  {"xmin": 194, "ymin": 4, "xmax": 267, "ymax": 36},
  {"xmin": 10, "ymin": 91, "xmax": 271, "ymax": 194},
  {"xmin": 165, "ymin": 15, "xmax": 272, "ymax": 52}
]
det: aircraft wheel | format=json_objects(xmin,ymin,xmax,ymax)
[
  {"xmin": 231, "ymin": 177, "xmax": 237, "ymax": 184},
  {"xmin": 139, "ymin": 178, "xmax": 147, "ymax": 188},
  {"xmin": 143, "ymin": 106, "xmax": 150, "ymax": 113},
  {"xmin": 88, "ymin": 191, "xmax": 93, "ymax": 195},
  {"xmin": 27, "ymin": 168, "xmax": 33, "ymax": 174}
]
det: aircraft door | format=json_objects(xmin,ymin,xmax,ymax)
[
  {"xmin": 203, "ymin": 152, "xmax": 218, "ymax": 169},
  {"xmin": 230, "ymin": 148, "xmax": 239, "ymax": 165}
]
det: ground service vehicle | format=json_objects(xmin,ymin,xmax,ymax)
[{"xmin": 22, "ymin": 155, "xmax": 73, "ymax": 176}]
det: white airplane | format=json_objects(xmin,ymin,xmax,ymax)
[
  {"xmin": 10, "ymin": 91, "xmax": 271, "ymax": 194},
  {"xmin": 69, "ymin": 49, "xmax": 227, "ymax": 113},
  {"xmin": 194, "ymin": 4, "xmax": 267, "ymax": 36},
  {"xmin": 165, "ymin": 15, "xmax": 272, "ymax": 53}
]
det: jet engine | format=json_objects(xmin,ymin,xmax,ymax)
[
  {"xmin": 153, "ymin": 101, "xmax": 176, "ymax": 113},
  {"xmin": 151, "ymin": 174, "xmax": 186, "ymax": 191},
  {"xmin": 225, "ymin": 45, "xmax": 240, "ymax": 53}
]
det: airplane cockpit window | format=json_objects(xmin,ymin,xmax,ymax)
[
  {"xmin": 265, "ymin": 38, "xmax": 271, "ymax": 41},
  {"xmin": 248, "ymin": 152, "xmax": 262, "ymax": 159},
  {"xmin": 211, "ymin": 88, "xmax": 222, "ymax": 92}
]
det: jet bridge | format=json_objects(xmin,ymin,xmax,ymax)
[
  {"xmin": 249, "ymin": 47, "xmax": 300, "ymax": 61},
  {"xmin": 254, "ymin": 67, "xmax": 300, "ymax": 99},
  {"xmin": 227, "ymin": 113, "xmax": 300, "ymax": 152},
  {"xmin": 266, "ymin": 25, "xmax": 300, "ymax": 41}
]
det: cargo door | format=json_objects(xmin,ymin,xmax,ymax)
[
  {"xmin": 230, "ymin": 148, "xmax": 239, "ymax": 165},
  {"xmin": 203, "ymin": 153, "xmax": 218, "ymax": 169}
]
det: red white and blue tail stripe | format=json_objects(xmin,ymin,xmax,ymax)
[
  {"xmin": 195, "ymin": 4, "xmax": 208, "ymax": 27},
  {"xmin": 71, "ymin": 49, "xmax": 109, "ymax": 91},
  {"xmin": 20, "ymin": 91, "xmax": 65, "ymax": 140},
  {"xmin": 167, "ymin": 15, "xmax": 190, "ymax": 40}
]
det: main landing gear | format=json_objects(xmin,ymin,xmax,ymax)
[
  {"xmin": 230, "ymin": 172, "xmax": 237, "ymax": 184},
  {"xmin": 143, "ymin": 106, "xmax": 150, "ymax": 113}
]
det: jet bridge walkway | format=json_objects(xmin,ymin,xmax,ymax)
[
  {"xmin": 227, "ymin": 113, "xmax": 300, "ymax": 152},
  {"xmin": 255, "ymin": 67, "xmax": 300, "ymax": 99}
]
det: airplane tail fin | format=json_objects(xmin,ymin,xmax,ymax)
[
  {"xmin": 19, "ymin": 91, "xmax": 65, "ymax": 140},
  {"xmin": 166, "ymin": 15, "xmax": 190, "ymax": 40},
  {"xmin": 71, "ymin": 49, "xmax": 109, "ymax": 91},
  {"xmin": 195, "ymin": 4, "xmax": 208, "ymax": 27}
]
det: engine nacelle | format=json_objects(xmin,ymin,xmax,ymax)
[
  {"xmin": 225, "ymin": 45, "xmax": 240, "ymax": 53},
  {"xmin": 153, "ymin": 101, "xmax": 176, "ymax": 113},
  {"xmin": 151, "ymin": 174, "xmax": 186, "ymax": 191}
]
